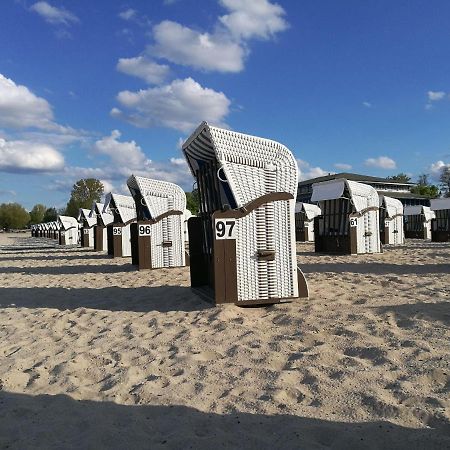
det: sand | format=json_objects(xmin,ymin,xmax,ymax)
[{"xmin": 0, "ymin": 232, "xmax": 449, "ymax": 449}]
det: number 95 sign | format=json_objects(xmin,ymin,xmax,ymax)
[{"xmin": 215, "ymin": 219, "xmax": 236, "ymax": 240}]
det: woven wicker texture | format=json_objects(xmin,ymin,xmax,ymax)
[
  {"xmin": 103, "ymin": 193, "xmax": 137, "ymax": 224},
  {"xmin": 182, "ymin": 122, "xmax": 299, "ymax": 302},
  {"xmin": 126, "ymin": 175, "xmax": 186, "ymax": 268},
  {"xmin": 380, "ymin": 196, "xmax": 404, "ymax": 218}
]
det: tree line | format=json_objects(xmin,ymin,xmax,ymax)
[
  {"xmin": 1, "ymin": 167, "xmax": 449, "ymax": 231},
  {"xmin": 0, "ymin": 178, "xmax": 200, "ymax": 231}
]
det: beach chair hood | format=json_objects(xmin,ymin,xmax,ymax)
[
  {"xmin": 127, "ymin": 175, "xmax": 186, "ymax": 219},
  {"xmin": 381, "ymin": 196, "xmax": 403, "ymax": 218},
  {"xmin": 311, "ymin": 178, "xmax": 379, "ymax": 213},
  {"xmin": 182, "ymin": 121, "xmax": 298, "ymax": 209},
  {"xmin": 90, "ymin": 202, "xmax": 114, "ymax": 226},
  {"xmin": 78, "ymin": 208, "xmax": 97, "ymax": 227},
  {"xmin": 58, "ymin": 215, "xmax": 78, "ymax": 231},
  {"xmin": 103, "ymin": 193, "xmax": 137, "ymax": 224},
  {"xmin": 295, "ymin": 202, "xmax": 322, "ymax": 220},
  {"xmin": 404, "ymin": 205, "xmax": 435, "ymax": 221}
]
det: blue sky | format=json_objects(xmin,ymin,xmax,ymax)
[{"xmin": 1, "ymin": 0, "xmax": 450, "ymax": 210}]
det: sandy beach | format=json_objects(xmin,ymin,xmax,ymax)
[{"xmin": 0, "ymin": 232, "xmax": 449, "ymax": 449}]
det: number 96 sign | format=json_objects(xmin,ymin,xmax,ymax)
[
  {"xmin": 215, "ymin": 219, "xmax": 236, "ymax": 240},
  {"xmin": 138, "ymin": 225, "xmax": 151, "ymax": 236}
]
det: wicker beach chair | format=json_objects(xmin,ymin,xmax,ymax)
[
  {"xmin": 404, "ymin": 205, "xmax": 435, "ymax": 240},
  {"xmin": 430, "ymin": 198, "xmax": 450, "ymax": 242},
  {"xmin": 77, "ymin": 208, "xmax": 96, "ymax": 248},
  {"xmin": 311, "ymin": 178, "xmax": 381, "ymax": 254},
  {"xmin": 103, "ymin": 193, "xmax": 137, "ymax": 258},
  {"xmin": 379, "ymin": 196, "xmax": 404, "ymax": 245},
  {"xmin": 127, "ymin": 175, "xmax": 187, "ymax": 270},
  {"xmin": 295, "ymin": 202, "xmax": 322, "ymax": 242},
  {"xmin": 182, "ymin": 121, "xmax": 308, "ymax": 306},
  {"xmin": 57, "ymin": 215, "xmax": 79, "ymax": 246},
  {"xmin": 89, "ymin": 202, "xmax": 114, "ymax": 251}
]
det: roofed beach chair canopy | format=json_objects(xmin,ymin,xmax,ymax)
[
  {"xmin": 404, "ymin": 205, "xmax": 435, "ymax": 240},
  {"xmin": 103, "ymin": 193, "xmax": 137, "ymax": 258},
  {"xmin": 127, "ymin": 175, "xmax": 187, "ymax": 269},
  {"xmin": 57, "ymin": 215, "xmax": 79, "ymax": 245},
  {"xmin": 294, "ymin": 202, "xmax": 322, "ymax": 242},
  {"xmin": 78, "ymin": 208, "xmax": 96, "ymax": 248},
  {"xmin": 379, "ymin": 195, "xmax": 404, "ymax": 245},
  {"xmin": 430, "ymin": 198, "xmax": 450, "ymax": 242},
  {"xmin": 182, "ymin": 121, "xmax": 308, "ymax": 305},
  {"xmin": 89, "ymin": 202, "xmax": 114, "ymax": 251},
  {"xmin": 311, "ymin": 178, "xmax": 381, "ymax": 254}
]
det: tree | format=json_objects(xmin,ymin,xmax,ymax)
[
  {"xmin": 186, "ymin": 189, "xmax": 200, "ymax": 215},
  {"xmin": 43, "ymin": 207, "xmax": 58, "ymax": 222},
  {"xmin": 29, "ymin": 204, "xmax": 47, "ymax": 224},
  {"xmin": 0, "ymin": 203, "xmax": 30, "ymax": 230},
  {"xmin": 65, "ymin": 178, "xmax": 104, "ymax": 217},
  {"xmin": 386, "ymin": 173, "xmax": 411, "ymax": 183},
  {"xmin": 410, "ymin": 173, "xmax": 440, "ymax": 199},
  {"xmin": 439, "ymin": 166, "xmax": 450, "ymax": 197}
]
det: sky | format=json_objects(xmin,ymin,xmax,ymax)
[{"xmin": 1, "ymin": 0, "xmax": 450, "ymax": 210}]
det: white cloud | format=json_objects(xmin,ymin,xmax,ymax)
[
  {"xmin": 30, "ymin": 1, "xmax": 79, "ymax": 26},
  {"xmin": 117, "ymin": 56, "xmax": 170, "ymax": 85},
  {"xmin": 364, "ymin": 156, "xmax": 397, "ymax": 170},
  {"xmin": 428, "ymin": 91, "xmax": 446, "ymax": 101},
  {"xmin": 151, "ymin": 20, "xmax": 245, "ymax": 73},
  {"xmin": 0, "ymin": 138, "xmax": 64, "ymax": 173},
  {"xmin": 93, "ymin": 130, "xmax": 152, "ymax": 173},
  {"xmin": 362, "ymin": 101, "xmax": 372, "ymax": 108},
  {"xmin": 112, "ymin": 77, "xmax": 230, "ymax": 132},
  {"xmin": 430, "ymin": 160, "xmax": 450, "ymax": 177},
  {"xmin": 118, "ymin": 9, "xmax": 136, "ymax": 21},
  {"xmin": 297, "ymin": 159, "xmax": 331, "ymax": 181},
  {"xmin": 218, "ymin": 0, "xmax": 289, "ymax": 40},
  {"xmin": 334, "ymin": 163, "xmax": 352, "ymax": 171},
  {"xmin": 0, "ymin": 73, "xmax": 56, "ymax": 130}
]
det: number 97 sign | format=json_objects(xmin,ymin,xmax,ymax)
[{"xmin": 215, "ymin": 219, "xmax": 237, "ymax": 240}]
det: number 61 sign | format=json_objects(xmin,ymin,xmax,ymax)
[{"xmin": 215, "ymin": 219, "xmax": 236, "ymax": 240}]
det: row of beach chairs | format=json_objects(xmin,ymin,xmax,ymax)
[{"xmin": 30, "ymin": 122, "xmax": 450, "ymax": 307}]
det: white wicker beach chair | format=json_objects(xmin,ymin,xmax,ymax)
[
  {"xmin": 430, "ymin": 198, "xmax": 450, "ymax": 242},
  {"xmin": 379, "ymin": 196, "xmax": 404, "ymax": 245},
  {"xmin": 126, "ymin": 175, "xmax": 187, "ymax": 270},
  {"xmin": 103, "ymin": 193, "xmax": 137, "ymax": 257},
  {"xmin": 89, "ymin": 202, "xmax": 114, "ymax": 252},
  {"xmin": 404, "ymin": 205, "xmax": 436, "ymax": 240},
  {"xmin": 182, "ymin": 121, "xmax": 308, "ymax": 305},
  {"xmin": 77, "ymin": 208, "xmax": 96, "ymax": 248},
  {"xmin": 295, "ymin": 202, "xmax": 322, "ymax": 242},
  {"xmin": 311, "ymin": 178, "xmax": 381, "ymax": 254},
  {"xmin": 57, "ymin": 215, "xmax": 79, "ymax": 246}
]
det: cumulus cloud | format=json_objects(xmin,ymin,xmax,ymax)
[
  {"xmin": 151, "ymin": 21, "xmax": 245, "ymax": 73},
  {"xmin": 297, "ymin": 159, "xmax": 331, "ymax": 181},
  {"xmin": 93, "ymin": 130, "xmax": 152, "ymax": 173},
  {"xmin": 0, "ymin": 73, "xmax": 57, "ymax": 130},
  {"xmin": 334, "ymin": 163, "xmax": 352, "ymax": 171},
  {"xmin": 218, "ymin": 0, "xmax": 288, "ymax": 40},
  {"xmin": 30, "ymin": 1, "xmax": 79, "ymax": 26},
  {"xmin": 117, "ymin": 56, "xmax": 170, "ymax": 85},
  {"xmin": 112, "ymin": 77, "xmax": 230, "ymax": 132},
  {"xmin": 362, "ymin": 101, "xmax": 372, "ymax": 108},
  {"xmin": 364, "ymin": 156, "xmax": 397, "ymax": 170},
  {"xmin": 0, "ymin": 138, "xmax": 64, "ymax": 173}
]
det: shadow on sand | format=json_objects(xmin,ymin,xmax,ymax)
[
  {"xmin": 0, "ymin": 264, "xmax": 137, "ymax": 275},
  {"xmin": 0, "ymin": 391, "xmax": 449, "ymax": 450},
  {"xmin": 300, "ymin": 262, "xmax": 450, "ymax": 276},
  {"xmin": 375, "ymin": 301, "xmax": 450, "ymax": 326},
  {"xmin": 0, "ymin": 286, "xmax": 211, "ymax": 313}
]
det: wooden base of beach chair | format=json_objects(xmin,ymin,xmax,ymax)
[
  {"xmin": 94, "ymin": 226, "xmax": 105, "ymax": 251},
  {"xmin": 431, "ymin": 230, "xmax": 450, "ymax": 242}
]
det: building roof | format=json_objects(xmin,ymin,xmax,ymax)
[{"xmin": 298, "ymin": 172, "xmax": 414, "ymax": 187}]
